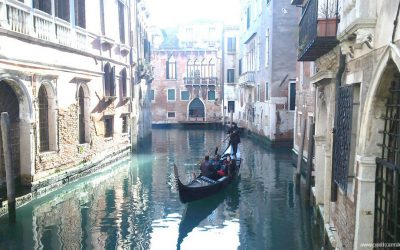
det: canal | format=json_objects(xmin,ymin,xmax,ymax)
[{"xmin": 0, "ymin": 128, "xmax": 319, "ymax": 250}]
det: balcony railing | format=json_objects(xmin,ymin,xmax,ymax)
[
  {"xmin": 0, "ymin": 0, "xmax": 87, "ymax": 51},
  {"xmin": 298, "ymin": 0, "xmax": 339, "ymax": 61},
  {"xmin": 184, "ymin": 77, "xmax": 217, "ymax": 86},
  {"xmin": 238, "ymin": 71, "xmax": 255, "ymax": 86}
]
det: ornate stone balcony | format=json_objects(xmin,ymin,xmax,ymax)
[
  {"xmin": 0, "ymin": 0, "xmax": 87, "ymax": 51},
  {"xmin": 184, "ymin": 77, "xmax": 217, "ymax": 86},
  {"xmin": 238, "ymin": 71, "xmax": 255, "ymax": 87}
]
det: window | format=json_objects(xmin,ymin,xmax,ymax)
[
  {"xmin": 74, "ymin": 0, "xmax": 86, "ymax": 28},
  {"xmin": 55, "ymin": 0, "xmax": 70, "ymax": 21},
  {"xmin": 265, "ymin": 82, "xmax": 269, "ymax": 100},
  {"xmin": 34, "ymin": 0, "xmax": 51, "ymax": 15},
  {"xmin": 187, "ymin": 59, "xmax": 194, "ymax": 78},
  {"xmin": 118, "ymin": 1, "xmax": 126, "ymax": 44},
  {"xmin": 201, "ymin": 59, "xmax": 208, "ymax": 78},
  {"xmin": 122, "ymin": 115, "xmax": 128, "ymax": 134},
  {"xmin": 120, "ymin": 68, "xmax": 127, "ymax": 97},
  {"xmin": 181, "ymin": 90, "xmax": 190, "ymax": 101},
  {"xmin": 266, "ymin": 0, "xmax": 271, "ymax": 5},
  {"xmin": 78, "ymin": 87, "xmax": 85, "ymax": 144},
  {"xmin": 166, "ymin": 56, "xmax": 177, "ymax": 79},
  {"xmin": 104, "ymin": 116, "xmax": 114, "ymax": 138},
  {"xmin": 208, "ymin": 90, "xmax": 216, "ymax": 101},
  {"xmin": 38, "ymin": 85, "xmax": 49, "ymax": 152},
  {"xmin": 289, "ymin": 81, "xmax": 296, "ymax": 111},
  {"xmin": 228, "ymin": 101, "xmax": 235, "ymax": 113},
  {"xmin": 104, "ymin": 63, "xmax": 115, "ymax": 97},
  {"xmin": 227, "ymin": 69, "xmax": 235, "ymax": 83},
  {"xmin": 167, "ymin": 112, "xmax": 175, "ymax": 118},
  {"xmin": 227, "ymin": 37, "xmax": 236, "ymax": 53},
  {"xmin": 246, "ymin": 7, "xmax": 251, "ymax": 29},
  {"xmin": 209, "ymin": 58, "xmax": 216, "ymax": 78},
  {"xmin": 167, "ymin": 89, "xmax": 175, "ymax": 101},
  {"xmin": 257, "ymin": 84, "xmax": 260, "ymax": 101},
  {"xmin": 239, "ymin": 59, "xmax": 242, "ymax": 75},
  {"xmin": 265, "ymin": 29, "xmax": 270, "ymax": 68},
  {"xmin": 150, "ymin": 89, "xmax": 155, "ymax": 101}
]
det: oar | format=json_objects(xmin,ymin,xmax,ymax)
[{"xmin": 207, "ymin": 135, "xmax": 230, "ymax": 156}]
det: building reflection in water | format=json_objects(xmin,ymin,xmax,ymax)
[{"xmin": 0, "ymin": 129, "xmax": 315, "ymax": 250}]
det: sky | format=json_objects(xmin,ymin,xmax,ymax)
[{"xmin": 146, "ymin": 0, "xmax": 241, "ymax": 27}]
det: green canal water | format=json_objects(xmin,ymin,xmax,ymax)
[{"xmin": 0, "ymin": 129, "xmax": 320, "ymax": 250}]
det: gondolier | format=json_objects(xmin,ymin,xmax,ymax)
[{"xmin": 227, "ymin": 122, "xmax": 240, "ymax": 158}]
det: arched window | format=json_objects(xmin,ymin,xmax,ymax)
[
  {"xmin": 166, "ymin": 56, "xmax": 177, "ymax": 79},
  {"xmin": 38, "ymin": 85, "xmax": 49, "ymax": 152},
  {"xmin": 187, "ymin": 59, "xmax": 194, "ymax": 78},
  {"xmin": 194, "ymin": 59, "xmax": 201, "ymax": 78},
  {"xmin": 104, "ymin": 63, "xmax": 115, "ymax": 97},
  {"xmin": 120, "ymin": 68, "xmax": 127, "ymax": 97},
  {"xmin": 78, "ymin": 87, "xmax": 85, "ymax": 144},
  {"xmin": 209, "ymin": 58, "xmax": 216, "ymax": 78},
  {"xmin": 201, "ymin": 58, "xmax": 208, "ymax": 78}
]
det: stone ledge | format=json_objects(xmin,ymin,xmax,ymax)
[{"xmin": 0, "ymin": 145, "xmax": 131, "ymax": 216}]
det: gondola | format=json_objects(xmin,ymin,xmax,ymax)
[{"xmin": 174, "ymin": 145, "xmax": 241, "ymax": 203}]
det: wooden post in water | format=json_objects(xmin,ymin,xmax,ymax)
[
  {"xmin": 305, "ymin": 123, "xmax": 315, "ymax": 200},
  {"xmin": 1, "ymin": 112, "xmax": 16, "ymax": 223},
  {"xmin": 296, "ymin": 118, "xmax": 306, "ymax": 179}
]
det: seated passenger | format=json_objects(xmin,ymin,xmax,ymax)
[{"xmin": 200, "ymin": 155, "xmax": 217, "ymax": 179}]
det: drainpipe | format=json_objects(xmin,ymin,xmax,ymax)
[{"xmin": 331, "ymin": 51, "xmax": 346, "ymax": 202}]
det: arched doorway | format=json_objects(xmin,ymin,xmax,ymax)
[
  {"xmin": 188, "ymin": 98, "xmax": 205, "ymax": 120},
  {"xmin": 0, "ymin": 80, "xmax": 20, "ymax": 182}
]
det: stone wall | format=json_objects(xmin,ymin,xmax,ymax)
[{"xmin": 331, "ymin": 191, "xmax": 356, "ymax": 249}]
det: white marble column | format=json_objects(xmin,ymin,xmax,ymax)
[
  {"xmin": 323, "ymin": 143, "xmax": 332, "ymax": 223},
  {"xmin": 353, "ymin": 155, "xmax": 376, "ymax": 250},
  {"xmin": 314, "ymin": 135, "xmax": 326, "ymax": 205}
]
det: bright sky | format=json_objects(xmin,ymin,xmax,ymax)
[{"xmin": 146, "ymin": 0, "xmax": 241, "ymax": 27}]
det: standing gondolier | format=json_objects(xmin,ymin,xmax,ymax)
[{"xmin": 227, "ymin": 122, "xmax": 240, "ymax": 158}]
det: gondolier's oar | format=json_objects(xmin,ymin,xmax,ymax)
[{"xmin": 207, "ymin": 135, "xmax": 230, "ymax": 156}]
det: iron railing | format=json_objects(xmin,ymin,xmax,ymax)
[
  {"xmin": 184, "ymin": 77, "xmax": 217, "ymax": 85},
  {"xmin": 298, "ymin": 0, "xmax": 339, "ymax": 61}
]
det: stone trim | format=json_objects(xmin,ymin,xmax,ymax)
[{"xmin": 0, "ymin": 145, "xmax": 131, "ymax": 216}]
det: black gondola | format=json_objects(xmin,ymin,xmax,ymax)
[{"xmin": 174, "ymin": 145, "xmax": 241, "ymax": 203}]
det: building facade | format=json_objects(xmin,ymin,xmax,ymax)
[
  {"xmin": 294, "ymin": 0, "xmax": 400, "ymax": 248},
  {"xmin": 235, "ymin": 0, "xmax": 297, "ymax": 144},
  {"xmin": 151, "ymin": 23, "xmax": 223, "ymax": 125},
  {"xmin": 0, "ymin": 0, "xmax": 151, "ymax": 196},
  {"xmin": 222, "ymin": 26, "xmax": 240, "ymax": 124}
]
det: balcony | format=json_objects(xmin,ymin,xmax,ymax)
[
  {"xmin": 291, "ymin": 0, "xmax": 303, "ymax": 6},
  {"xmin": 238, "ymin": 71, "xmax": 255, "ymax": 87},
  {"xmin": 0, "ymin": 0, "xmax": 87, "ymax": 51},
  {"xmin": 298, "ymin": 0, "xmax": 339, "ymax": 61},
  {"xmin": 184, "ymin": 77, "xmax": 217, "ymax": 86}
]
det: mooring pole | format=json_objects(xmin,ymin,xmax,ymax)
[
  {"xmin": 296, "ymin": 118, "xmax": 307, "ymax": 180},
  {"xmin": 305, "ymin": 123, "xmax": 315, "ymax": 200},
  {"xmin": 1, "ymin": 112, "xmax": 16, "ymax": 223}
]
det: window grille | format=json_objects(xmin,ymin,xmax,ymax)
[
  {"xmin": 332, "ymin": 85, "xmax": 353, "ymax": 192},
  {"xmin": 375, "ymin": 80, "xmax": 400, "ymax": 243},
  {"xmin": 38, "ymin": 86, "xmax": 49, "ymax": 151}
]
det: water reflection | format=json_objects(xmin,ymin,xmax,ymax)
[{"xmin": 0, "ymin": 129, "xmax": 316, "ymax": 250}]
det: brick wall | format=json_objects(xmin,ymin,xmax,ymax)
[{"xmin": 331, "ymin": 192, "xmax": 356, "ymax": 249}]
